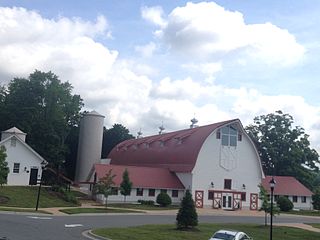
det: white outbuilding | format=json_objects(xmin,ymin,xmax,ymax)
[{"xmin": 0, "ymin": 127, "xmax": 46, "ymax": 185}]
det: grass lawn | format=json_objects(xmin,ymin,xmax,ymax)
[
  {"xmin": 60, "ymin": 207, "xmax": 144, "ymax": 214},
  {"xmin": 108, "ymin": 203, "xmax": 180, "ymax": 211},
  {"xmin": 308, "ymin": 223, "xmax": 320, "ymax": 229},
  {"xmin": 284, "ymin": 210, "xmax": 320, "ymax": 217},
  {"xmin": 0, "ymin": 186, "xmax": 78, "ymax": 208},
  {"xmin": 92, "ymin": 223, "xmax": 320, "ymax": 240}
]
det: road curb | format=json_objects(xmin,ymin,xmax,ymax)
[{"xmin": 82, "ymin": 230, "xmax": 112, "ymax": 240}]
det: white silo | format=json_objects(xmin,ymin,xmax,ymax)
[{"xmin": 75, "ymin": 110, "xmax": 105, "ymax": 183}]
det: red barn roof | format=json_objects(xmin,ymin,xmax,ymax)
[
  {"xmin": 262, "ymin": 176, "xmax": 313, "ymax": 197},
  {"xmin": 94, "ymin": 164, "xmax": 185, "ymax": 189},
  {"xmin": 109, "ymin": 119, "xmax": 239, "ymax": 172}
]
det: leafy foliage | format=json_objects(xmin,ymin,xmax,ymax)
[
  {"xmin": 312, "ymin": 188, "xmax": 320, "ymax": 210},
  {"xmin": 246, "ymin": 111, "xmax": 319, "ymax": 189},
  {"xmin": 0, "ymin": 146, "xmax": 9, "ymax": 186},
  {"xmin": 176, "ymin": 190, "xmax": 198, "ymax": 229},
  {"xmin": 0, "ymin": 70, "xmax": 83, "ymax": 180},
  {"xmin": 101, "ymin": 124, "xmax": 134, "ymax": 158},
  {"xmin": 94, "ymin": 169, "xmax": 116, "ymax": 207},
  {"xmin": 120, "ymin": 169, "xmax": 132, "ymax": 202},
  {"xmin": 156, "ymin": 192, "xmax": 172, "ymax": 207},
  {"xmin": 258, "ymin": 184, "xmax": 280, "ymax": 226},
  {"xmin": 277, "ymin": 196, "xmax": 294, "ymax": 212}
]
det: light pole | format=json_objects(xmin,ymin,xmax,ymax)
[
  {"xmin": 36, "ymin": 160, "xmax": 47, "ymax": 211},
  {"xmin": 269, "ymin": 177, "xmax": 276, "ymax": 240}
]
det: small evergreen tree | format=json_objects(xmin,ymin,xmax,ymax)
[
  {"xmin": 94, "ymin": 169, "xmax": 116, "ymax": 207},
  {"xmin": 176, "ymin": 190, "xmax": 198, "ymax": 229},
  {"xmin": 156, "ymin": 192, "xmax": 172, "ymax": 207},
  {"xmin": 0, "ymin": 146, "xmax": 8, "ymax": 186},
  {"xmin": 120, "ymin": 169, "xmax": 132, "ymax": 202}
]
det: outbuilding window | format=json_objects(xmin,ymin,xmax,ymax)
[
  {"xmin": 301, "ymin": 196, "xmax": 307, "ymax": 203},
  {"xmin": 13, "ymin": 163, "xmax": 20, "ymax": 173},
  {"xmin": 148, "ymin": 189, "xmax": 155, "ymax": 197},
  {"xmin": 293, "ymin": 196, "xmax": 298, "ymax": 203},
  {"xmin": 136, "ymin": 188, "xmax": 143, "ymax": 196},
  {"xmin": 172, "ymin": 190, "xmax": 178, "ymax": 198}
]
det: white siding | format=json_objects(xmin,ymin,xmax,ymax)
[
  {"xmin": 2, "ymin": 139, "xmax": 44, "ymax": 185},
  {"xmin": 192, "ymin": 125, "xmax": 263, "ymax": 209}
]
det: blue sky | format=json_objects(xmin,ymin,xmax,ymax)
[{"xmin": 0, "ymin": 1, "xmax": 320, "ymax": 149}]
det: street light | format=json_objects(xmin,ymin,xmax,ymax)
[
  {"xmin": 35, "ymin": 160, "xmax": 47, "ymax": 211},
  {"xmin": 269, "ymin": 177, "xmax": 276, "ymax": 240}
]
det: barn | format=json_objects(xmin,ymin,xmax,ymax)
[{"xmin": 84, "ymin": 114, "xmax": 265, "ymax": 210}]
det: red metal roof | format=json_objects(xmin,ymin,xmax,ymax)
[
  {"xmin": 262, "ymin": 176, "xmax": 313, "ymax": 197},
  {"xmin": 109, "ymin": 119, "xmax": 239, "ymax": 172},
  {"xmin": 94, "ymin": 164, "xmax": 185, "ymax": 189}
]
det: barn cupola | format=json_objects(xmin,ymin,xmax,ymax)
[{"xmin": 1, "ymin": 127, "xmax": 27, "ymax": 142}]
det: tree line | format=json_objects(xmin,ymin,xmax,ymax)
[{"xmin": 0, "ymin": 71, "xmax": 319, "ymax": 194}]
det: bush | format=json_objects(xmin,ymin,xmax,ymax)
[
  {"xmin": 156, "ymin": 192, "xmax": 172, "ymax": 207},
  {"xmin": 138, "ymin": 199, "xmax": 155, "ymax": 205},
  {"xmin": 277, "ymin": 196, "xmax": 293, "ymax": 212}
]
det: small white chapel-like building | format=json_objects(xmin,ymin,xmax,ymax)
[{"xmin": 0, "ymin": 127, "xmax": 46, "ymax": 185}]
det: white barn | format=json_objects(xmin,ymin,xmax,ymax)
[
  {"xmin": 0, "ymin": 127, "xmax": 46, "ymax": 185},
  {"xmin": 91, "ymin": 119, "xmax": 265, "ymax": 210}
]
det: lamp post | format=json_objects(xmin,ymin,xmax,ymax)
[
  {"xmin": 35, "ymin": 160, "xmax": 47, "ymax": 211},
  {"xmin": 269, "ymin": 177, "xmax": 276, "ymax": 240}
]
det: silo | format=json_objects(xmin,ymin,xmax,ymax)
[{"xmin": 75, "ymin": 111, "xmax": 105, "ymax": 183}]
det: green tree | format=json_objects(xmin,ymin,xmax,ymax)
[
  {"xmin": 312, "ymin": 188, "xmax": 320, "ymax": 210},
  {"xmin": 0, "ymin": 146, "xmax": 9, "ymax": 186},
  {"xmin": 94, "ymin": 169, "xmax": 116, "ymax": 207},
  {"xmin": 258, "ymin": 184, "xmax": 280, "ymax": 226},
  {"xmin": 246, "ymin": 111, "xmax": 319, "ymax": 189},
  {"xmin": 101, "ymin": 124, "xmax": 134, "ymax": 158},
  {"xmin": 0, "ymin": 70, "xmax": 83, "ymax": 181},
  {"xmin": 176, "ymin": 190, "xmax": 198, "ymax": 229},
  {"xmin": 120, "ymin": 169, "xmax": 132, "ymax": 202}
]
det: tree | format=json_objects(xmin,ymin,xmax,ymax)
[
  {"xmin": 94, "ymin": 169, "xmax": 116, "ymax": 207},
  {"xmin": 120, "ymin": 169, "xmax": 132, "ymax": 202},
  {"xmin": 176, "ymin": 190, "xmax": 198, "ymax": 230},
  {"xmin": 0, "ymin": 70, "xmax": 83, "ymax": 181},
  {"xmin": 246, "ymin": 111, "xmax": 320, "ymax": 189},
  {"xmin": 101, "ymin": 124, "xmax": 134, "ymax": 158},
  {"xmin": 312, "ymin": 188, "xmax": 320, "ymax": 210},
  {"xmin": 258, "ymin": 184, "xmax": 280, "ymax": 226},
  {"xmin": 0, "ymin": 146, "xmax": 9, "ymax": 186}
]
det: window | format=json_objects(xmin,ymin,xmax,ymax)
[
  {"xmin": 13, "ymin": 163, "xmax": 20, "ymax": 173},
  {"xmin": 241, "ymin": 192, "xmax": 246, "ymax": 201},
  {"xmin": 172, "ymin": 190, "xmax": 178, "ymax": 198},
  {"xmin": 208, "ymin": 191, "xmax": 214, "ymax": 200},
  {"xmin": 238, "ymin": 133, "xmax": 242, "ymax": 141},
  {"xmin": 111, "ymin": 187, "xmax": 118, "ymax": 195},
  {"xmin": 136, "ymin": 188, "xmax": 143, "ymax": 196},
  {"xmin": 148, "ymin": 189, "xmax": 155, "ymax": 197},
  {"xmin": 224, "ymin": 179, "xmax": 232, "ymax": 190},
  {"xmin": 274, "ymin": 195, "xmax": 279, "ymax": 201},
  {"xmin": 292, "ymin": 196, "xmax": 298, "ymax": 203},
  {"xmin": 216, "ymin": 130, "xmax": 221, "ymax": 139},
  {"xmin": 301, "ymin": 196, "xmax": 307, "ymax": 203},
  {"xmin": 221, "ymin": 125, "xmax": 238, "ymax": 147},
  {"xmin": 160, "ymin": 189, "xmax": 167, "ymax": 193}
]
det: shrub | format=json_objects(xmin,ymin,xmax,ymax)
[
  {"xmin": 156, "ymin": 192, "xmax": 172, "ymax": 207},
  {"xmin": 277, "ymin": 196, "xmax": 293, "ymax": 212},
  {"xmin": 138, "ymin": 199, "xmax": 155, "ymax": 205}
]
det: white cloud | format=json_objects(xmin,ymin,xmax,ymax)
[
  {"xmin": 141, "ymin": 6, "xmax": 167, "ymax": 28},
  {"xmin": 152, "ymin": 2, "xmax": 305, "ymax": 66}
]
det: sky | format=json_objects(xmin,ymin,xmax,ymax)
[{"xmin": 0, "ymin": 0, "xmax": 320, "ymax": 150}]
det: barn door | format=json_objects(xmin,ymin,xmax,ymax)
[
  {"xmin": 250, "ymin": 193, "xmax": 258, "ymax": 210},
  {"xmin": 195, "ymin": 190, "xmax": 204, "ymax": 208}
]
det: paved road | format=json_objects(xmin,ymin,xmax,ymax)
[{"xmin": 0, "ymin": 212, "xmax": 319, "ymax": 240}]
